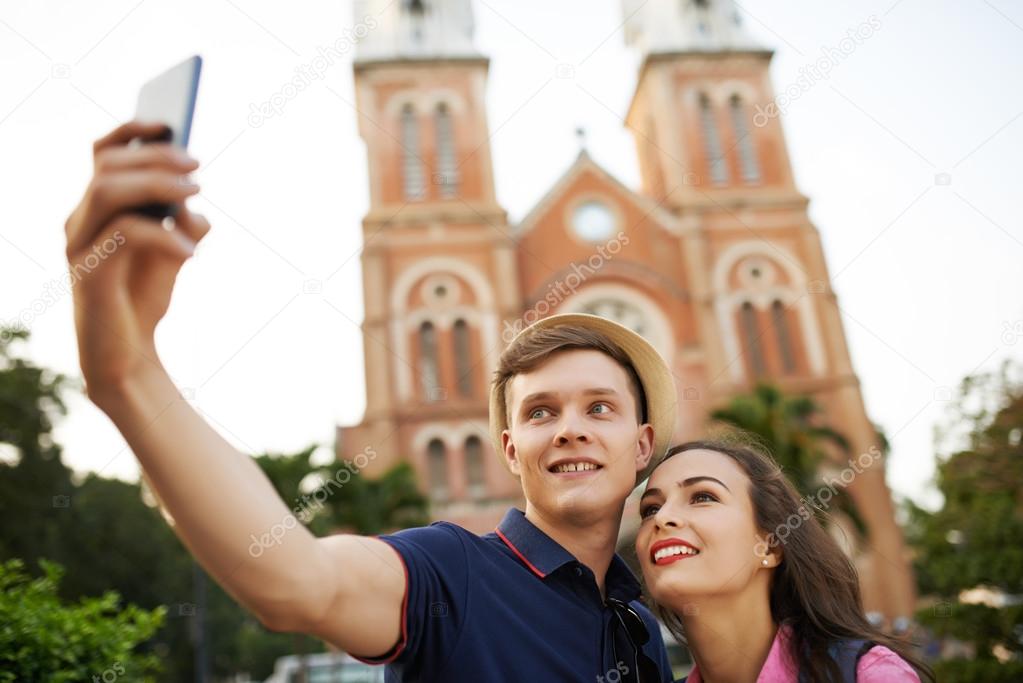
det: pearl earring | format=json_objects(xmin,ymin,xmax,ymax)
[{"xmin": 761, "ymin": 558, "xmax": 769, "ymax": 566}]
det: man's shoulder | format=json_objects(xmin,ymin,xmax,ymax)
[
  {"xmin": 382, "ymin": 520, "xmax": 470, "ymax": 544},
  {"xmin": 379, "ymin": 519, "xmax": 503, "ymax": 556}
]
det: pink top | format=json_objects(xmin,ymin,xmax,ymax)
[{"xmin": 684, "ymin": 625, "xmax": 920, "ymax": 682}]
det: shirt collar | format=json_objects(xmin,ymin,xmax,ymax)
[{"xmin": 495, "ymin": 508, "xmax": 642, "ymax": 602}]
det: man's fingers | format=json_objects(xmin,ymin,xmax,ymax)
[
  {"xmin": 90, "ymin": 171, "xmax": 200, "ymax": 214},
  {"xmin": 67, "ymin": 215, "xmax": 163, "ymax": 276},
  {"xmin": 101, "ymin": 216, "xmax": 196, "ymax": 263},
  {"xmin": 93, "ymin": 120, "xmax": 172, "ymax": 155},
  {"xmin": 95, "ymin": 143, "xmax": 198, "ymax": 175},
  {"xmin": 67, "ymin": 216, "xmax": 197, "ymax": 304},
  {"xmin": 173, "ymin": 209, "xmax": 211, "ymax": 245},
  {"xmin": 69, "ymin": 170, "xmax": 200, "ymax": 254}
]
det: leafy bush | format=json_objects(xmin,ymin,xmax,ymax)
[{"xmin": 0, "ymin": 558, "xmax": 165, "ymax": 682}]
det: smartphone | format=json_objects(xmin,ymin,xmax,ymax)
[{"xmin": 133, "ymin": 55, "xmax": 202, "ymax": 219}]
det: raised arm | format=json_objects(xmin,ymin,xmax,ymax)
[{"xmin": 65, "ymin": 121, "xmax": 405, "ymax": 657}]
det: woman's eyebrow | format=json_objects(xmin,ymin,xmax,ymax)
[
  {"xmin": 681, "ymin": 475, "xmax": 731, "ymax": 492},
  {"xmin": 640, "ymin": 475, "xmax": 731, "ymax": 502},
  {"xmin": 639, "ymin": 487, "xmax": 662, "ymax": 502}
]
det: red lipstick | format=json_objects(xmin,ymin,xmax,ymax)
[{"xmin": 649, "ymin": 537, "xmax": 701, "ymax": 565}]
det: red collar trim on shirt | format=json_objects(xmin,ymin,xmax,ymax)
[{"xmin": 495, "ymin": 527, "xmax": 547, "ymax": 579}]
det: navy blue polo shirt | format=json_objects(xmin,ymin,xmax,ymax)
[{"xmin": 356, "ymin": 508, "xmax": 673, "ymax": 682}]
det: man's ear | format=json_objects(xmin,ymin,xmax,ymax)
[
  {"xmin": 634, "ymin": 423, "xmax": 655, "ymax": 473},
  {"xmin": 502, "ymin": 430, "xmax": 521, "ymax": 476}
]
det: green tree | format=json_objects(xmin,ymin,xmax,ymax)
[
  {"xmin": 61, "ymin": 474, "xmax": 197, "ymax": 682},
  {"xmin": 907, "ymin": 361, "xmax": 1023, "ymax": 682},
  {"xmin": 325, "ymin": 461, "xmax": 431, "ymax": 535},
  {"xmin": 709, "ymin": 384, "xmax": 866, "ymax": 534},
  {"xmin": 0, "ymin": 326, "xmax": 75, "ymax": 566},
  {"xmin": 0, "ymin": 558, "xmax": 165, "ymax": 682},
  {"xmin": 1, "ymin": 327, "xmax": 197, "ymax": 681},
  {"xmin": 709, "ymin": 384, "xmax": 851, "ymax": 493}
]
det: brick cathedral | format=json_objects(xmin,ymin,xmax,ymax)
[{"xmin": 336, "ymin": 0, "xmax": 916, "ymax": 623}]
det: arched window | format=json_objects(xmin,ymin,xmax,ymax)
[
  {"xmin": 427, "ymin": 438, "xmax": 448, "ymax": 500},
  {"xmin": 771, "ymin": 300, "xmax": 796, "ymax": 374},
  {"xmin": 699, "ymin": 94, "xmax": 728, "ymax": 185},
  {"xmin": 740, "ymin": 301, "xmax": 766, "ymax": 378},
  {"xmin": 729, "ymin": 95, "xmax": 761, "ymax": 183},
  {"xmin": 464, "ymin": 435, "xmax": 485, "ymax": 498},
  {"xmin": 434, "ymin": 103, "xmax": 458, "ymax": 197},
  {"xmin": 401, "ymin": 103, "xmax": 424, "ymax": 199},
  {"xmin": 418, "ymin": 321, "xmax": 441, "ymax": 400},
  {"xmin": 453, "ymin": 319, "xmax": 473, "ymax": 396}
]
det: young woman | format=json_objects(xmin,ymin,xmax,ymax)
[{"xmin": 636, "ymin": 440, "xmax": 934, "ymax": 682}]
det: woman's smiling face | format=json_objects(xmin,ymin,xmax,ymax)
[{"xmin": 636, "ymin": 448, "xmax": 774, "ymax": 603}]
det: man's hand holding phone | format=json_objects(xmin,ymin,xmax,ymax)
[
  {"xmin": 64, "ymin": 120, "xmax": 209, "ymax": 407},
  {"xmin": 59, "ymin": 62, "xmax": 406, "ymax": 658}
]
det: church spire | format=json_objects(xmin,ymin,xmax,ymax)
[
  {"xmin": 622, "ymin": 0, "xmax": 763, "ymax": 56},
  {"xmin": 354, "ymin": 0, "xmax": 481, "ymax": 62}
]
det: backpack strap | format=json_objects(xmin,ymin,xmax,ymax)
[
  {"xmin": 827, "ymin": 639, "xmax": 877, "ymax": 682},
  {"xmin": 797, "ymin": 639, "xmax": 876, "ymax": 682}
]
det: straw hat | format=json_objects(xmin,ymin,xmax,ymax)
[{"xmin": 489, "ymin": 313, "xmax": 678, "ymax": 486}]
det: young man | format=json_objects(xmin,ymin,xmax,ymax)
[{"xmin": 65, "ymin": 122, "xmax": 679, "ymax": 681}]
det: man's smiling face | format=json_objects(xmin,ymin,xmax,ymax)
[{"xmin": 502, "ymin": 349, "xmax": 653, "ymax": 523}]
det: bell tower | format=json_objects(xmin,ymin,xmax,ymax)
[
  {"xmin": 352, "ymin": 0, "xmax": 501, "ymax": 211},
  {"xmin": 622, "ymin": 0, "xmax": 917, "ymax": 624},
  {"xmin": 340, "ymin": 0, "xmax": 523, "ymax": 532},
  {"xmin": 624, "ymin": 0, "xmax": 800, "ymax": 208}
]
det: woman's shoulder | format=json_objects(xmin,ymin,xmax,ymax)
[{"xmin": 855, "ymin": 644, "xmax": 920, "ymax": 682}]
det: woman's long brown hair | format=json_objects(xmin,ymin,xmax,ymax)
[{"xmin": 650, "ymin": 440, "xmax": 934, "ymax": 682}]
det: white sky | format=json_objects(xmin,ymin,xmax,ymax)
[{"xmin": 1, "ymin": 0, "xmax": 1021, "ymax": 510}]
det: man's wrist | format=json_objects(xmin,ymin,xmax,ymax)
[{"xmin": 89, "ymin": 362, "xmax": 176, "ymax": 421}]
